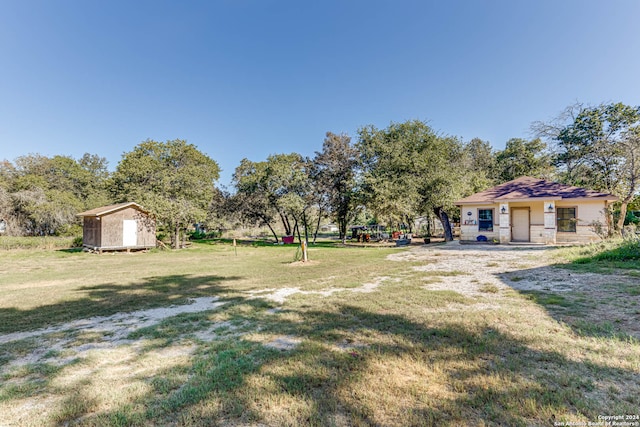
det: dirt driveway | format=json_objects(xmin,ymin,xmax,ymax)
[{"xmin": 389, "ymin": 241, "xmax": 640, "ymax": 339}]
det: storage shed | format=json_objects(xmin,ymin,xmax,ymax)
[{"xmin": 77, "ymin": 202, "xmax": 156, "ymax": 252}]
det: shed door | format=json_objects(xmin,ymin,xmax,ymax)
[
  {"xmin": 511, "ymin": 209, "xmax": 530, "ymax": 242},
  {"xmin": 123, "ymin": 220, "xmax": 138, "ymax": 247}
]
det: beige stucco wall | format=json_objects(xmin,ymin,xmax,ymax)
[
  {"xmin": 459, "ymin": 200, "xmax": 609, "ymax": 244},
  {"xmin": 556, "ymin": 200, "xmax": 608, "ymax": 243},
  {"xmin": 459, "ymin": 204, "xmax": 499, "ymax": 241}
]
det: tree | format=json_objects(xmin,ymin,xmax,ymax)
[
  {"xmin": 493, "ymin": 138, "xmax": 553, "ymax": 182},
  {"xmin": 464, "ymin": 138, "xmax": 496, "ymax": 182},
  {"xmin": 357, "ymin": 120, "xmax": 471, "ymax": 241},
  {"xmin": 313, "ymin": 132, "xmax": 359, "ymax": 243},
  {"xmin": 232, "ymin": 153, "xmax": 312, "ymax": 243},
  {"xmin": 554, "ymin": 102, "xmax": 640, "ymax": 231},
  {"xmin": 111, "ymin": 139, "xmax": 220, "ymax": 248},
  {"xmin": 1, "ymin": 154, "xmax": 110, "ymax": 236},
  {"xmin": 232, "ymin": 159, "xmax": 281, "ymax": 241}
]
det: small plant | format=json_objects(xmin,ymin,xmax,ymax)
[{"xmin": 479, "ymin": 283, "xmax": 499, "ymax": 293}]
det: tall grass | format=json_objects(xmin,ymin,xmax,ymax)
[
  {"xmin": 0, "ymin": 236, "xmax": 80, "ymax": 251},
  {"xmin": 555, "ymin": 238, "xmax": 640, "ymax": 271}
]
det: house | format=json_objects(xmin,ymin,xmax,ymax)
[
  {"xmin": 77, "ymin": 202, "xmax": 156, "ymax": 252},
  {"xmin": 454, "ymin": 177, "xmax": 618, "ymax": 244},
  {"xmin": 319, "ymin": 223, "xmax": 339, "ymax": 233}
]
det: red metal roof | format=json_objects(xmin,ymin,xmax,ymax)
[{"xmin": 455, "ymin": 176, "xmax": 618, "ymax": 205}]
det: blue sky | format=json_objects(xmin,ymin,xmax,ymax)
[{"xmin": 1, "ymin": 1, "xmax": 639, "ymax": 187}]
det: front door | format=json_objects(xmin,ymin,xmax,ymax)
[
  {"xmin": 123, "ymin": 220, "xmax": 138, "ymax": 247},
  {"xmin": 511, "ymin": 208, "xmax": 530, "ymax": 242}
]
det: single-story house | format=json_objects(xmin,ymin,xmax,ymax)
[
  {"xmin": 77, "ymin": 202, "xmax": 156, "ymax": 252},
  {"xmin": 455, "ymin": 176, "xmax": 618, "ymax": 244}
]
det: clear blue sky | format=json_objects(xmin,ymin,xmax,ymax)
[{"xmin": 1, "ymin": 0, "xmax": 639, "ymax": 187}]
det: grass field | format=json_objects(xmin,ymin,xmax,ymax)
[{"xmin": 0, "ymin": 239, "xmax": 639, "ymax": 426}]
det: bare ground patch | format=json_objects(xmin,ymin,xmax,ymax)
[
  {"xmin": 0, "ymin": 297, "xmax": 226, "ymax": 374},
  {"xmin": 389, "ymin": 241, "xmax": 640, "ymax": 339},
  {"xmin": 244, "ymin": 276, "xmax": 390, "ymax": 304}
]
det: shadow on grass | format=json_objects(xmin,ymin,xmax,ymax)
[
  {"xmin": 0, "ymin": 274, "xmax": 243, "ymax": 334},
  {"xmin": 57, "ymin": 248, "xmax": 84, "ymax": 254},
  {"xmin": 194, "ymin": 238, "xmax": 382, "ymax": 250},
  {"xmin": 47, "ymin": 301, "xmax": 639, "ymax": 426},
  {"xmin": 498, "ymin": 264, "xmax": 640, "ymax": 342}
]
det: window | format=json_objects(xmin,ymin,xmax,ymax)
[
  {"xmin": 557, "ymin": 207, "xmax": 576, "ymax": 232},
  {"xmin": 478, "ymin": 209, "xmax": 493, "ymax": 232}
]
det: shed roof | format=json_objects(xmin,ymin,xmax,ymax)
[
  {"xmin": 455, "ymin": 176, "xmax": 618, "ymax": 205},
  {"xmin": 77, "ymin": 202, "xmax": 149, "ymax": 217}
]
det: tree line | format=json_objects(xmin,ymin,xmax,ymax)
[{"xmin": 1, "ymin": 102, "xmax": 638, "ymax": 247}]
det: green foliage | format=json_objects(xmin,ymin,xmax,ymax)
[
  {"xmin": 232, "ymin": 153, "xmax": 313, "ymax": 241},
  {"xmin": 313, "ymin": 132, "xmax": 359, "ymax": 242},
  {"xmin": 72, "ymin": 236, "xmax": 84, "ymax": 247},
  {"xmin": 587, "ymin": 239, "xmax": 640, "ymax": 262},
  {"xmin": 357, "ymin": 120, "xmax": 473, "ymax": 238},
  {"xmin": 555, "ymin": 102, "xmax": 640, "ymax": 230},
  {"xmin": 111, "ymin": 139, "xmax": 220, "ymax": 248},
  {"xmin": 463, "ymin": 138, "xmax": 496, "ymax": 189},
  {"xmin": 559, "ymin": 239, "xmax": 640, "ymax": 272},
  {"xmin": 188, "ymin": 230, "xmax": 221, "ymax": 240},
  {"xmin": 494, "ymin": 138, "xmax": 553, "ymax": 182},
  {"xmin": 625, "ymin": 210, "xmax": 639, "ymax": 225},
  {"xmin": 0, "ymin": 154, "xmax": 110, "ymax": 236}
]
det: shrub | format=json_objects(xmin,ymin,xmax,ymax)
[
  {"xmin": 72, "ymin": 236, "xmax": 84, "ymax": 247},
  {"xmin": 188, "ymin": 230, "xmax": 221, "ymax": 240}
]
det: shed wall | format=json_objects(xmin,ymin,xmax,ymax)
[
  {"xmin": 100, "ymin": 211, "xmax": 125, "ymax": 247},
  {"xmin": 83, "ymin": 207, "xmax": 156, "ymax": 250},
  {"xmin": 83, "ymin": 217, "xmax": 101, "ymax": 247},
  {"xmin": 134, "ymin": 211, "xmax": 156, "ymax": 247}
]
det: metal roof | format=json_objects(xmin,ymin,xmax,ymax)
[{"xmin": 455, "ymin": 176, "xmax": 618, "ymax": 205}]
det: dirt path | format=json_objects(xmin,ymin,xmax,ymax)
[
  {"xmin": 0, "ymin": 297, "xmax": 226, "ymax": 373},
  {"xmin": 390, "ymin": 241, "xmax": 640, "ymax": 338}
]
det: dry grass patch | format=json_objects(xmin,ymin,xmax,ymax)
[{"xmin": 1, "ymin": 241, "xmax": 640, "ymax": 425}]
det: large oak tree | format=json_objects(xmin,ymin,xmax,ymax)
[
  {"xmin": 357, "ymin": 120, "xmax": 473, "ymax": 241},
  {"xmin": 111, "ymin": 139, "xmax": 220, "ymax": 248}
]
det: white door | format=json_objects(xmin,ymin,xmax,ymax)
[
  {"xmin": 511, "ymin": 209, "xmax": 530, "ymax": 242},
  {"xmin": 123, "ymin": 220, "xmax": 138, "ymax": 247}
]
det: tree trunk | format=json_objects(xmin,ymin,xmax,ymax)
[
  {"xmin": 313, "ymin": 206, "xmax": 322, "ymax": 244},
  {"xmin": 405, "ymin": 215, "xmax": 414, "ymax": 233},
  {"xmin": 616, "ymin": 180, "xmax": 637, "ymax": 232},
  {"xmin": 293, "ymin": 217, "xmax": 302, "ymax": 243},
  {"xmin": 263, "ymin": 218, "xmax": 279, "ymax": 243},
  {"xmin": 279, "ymin": 212, "xmax": 292, "ymax": 236},
  {"xmin": 302, "ymin": 210, "xmax": 310, "ymax": 245},
  {"xmin": 339, "ymin": 219, "xmax": 347, "ymax": 244},
  {"xmin": 433, "ymin": 207, "xmax": 454, "ymax": 241},
  {"xmin": 173, "ymin": 223, "xmax": 180, "ymax": 249}
]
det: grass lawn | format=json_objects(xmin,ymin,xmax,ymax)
[{"xmin": 0, "ymin": 239, "xmax": 639, "ymax": 426}]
